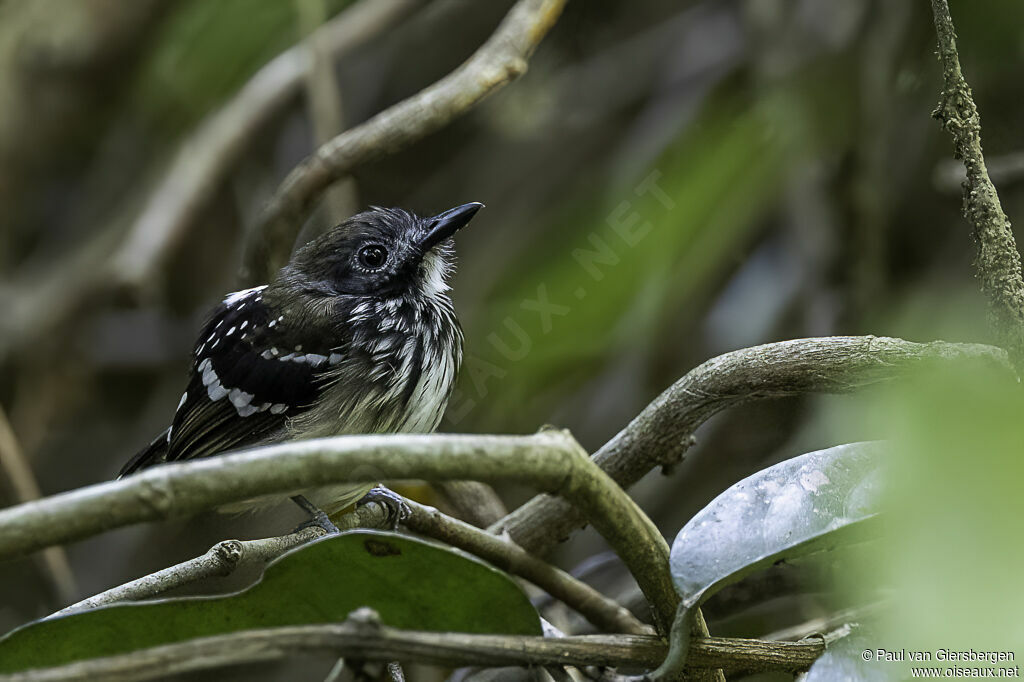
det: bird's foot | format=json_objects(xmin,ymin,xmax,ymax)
[
  {"xmin": 291, "ymin": 494, "xmax": 340, "ymax": 535},
  {"xmin": 357, "ymin": 486, "xmax": 410, "ymax": 530}
]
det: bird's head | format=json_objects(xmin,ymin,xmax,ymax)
[{"xmin": 279, "ymin": 202, "xmax": 483, "ymax": 302}]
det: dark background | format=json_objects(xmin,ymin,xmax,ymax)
[{"xmin": 1, "ymin": 0, "xmax": 1021, "ymax": 677}]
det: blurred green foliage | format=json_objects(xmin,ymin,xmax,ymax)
[
  {"xmin": 130, "ymin": 0, "xmax": 351, "ymax": 136},
  {"xmin": 841, "ymin": 352, "xmax": 1024, "ymax": 672},
  {"xmin": 461, "ymin": 63, "xmax": 857, "ymax": 432}
]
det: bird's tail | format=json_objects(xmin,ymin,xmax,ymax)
[{"xmin": 118, "ymin": 427, "xmax": 171, "ymax": 478}]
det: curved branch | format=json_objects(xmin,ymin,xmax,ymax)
[
  {"xmin": 491, "ymin": 336, "xmax": 1009, "ymax": 554},
  {"xmin": 0, "ymin": 624, "xmax": 827, "ymax": 682},
  {"xmin": 0, "ymin": 0, "xmax": 421, "ymax": 365},
  {"xmin": 111, "ymin": 0, "xmax": 423, "ymax": 289},
  {"xmin": 930, "ymin": 0, "xmax": 1024, "ymax": 364},
  {"xmin": 402, "ymin": 499, "xmax": 651, "ymax": 635},
  {"xmin": 0, "ymin": 430, "xmax": 678, "ymax": 632},
  {"xmin": 239, "ymin": 0, "xmax": 568, "ymax": 284}
]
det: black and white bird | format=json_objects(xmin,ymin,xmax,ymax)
[{"xmin": 120, "ymin": 202, "xmax": 482, "ymax": 529}]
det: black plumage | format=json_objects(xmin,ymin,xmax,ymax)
[{"xmin": 121, "ymin": 203, "xmax": 482, "ymax": 515}]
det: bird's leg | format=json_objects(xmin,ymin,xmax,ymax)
[
  {"xmin": 291, "ymin": 494, "xmax": 340, "ymax": 534},
  {"xmin": 357, "ymin": 486, "xmax": 410, "ymax": 530}
]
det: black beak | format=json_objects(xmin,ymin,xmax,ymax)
[{"xmin": 419, "ymin": 202, "xmax": 484, "ymax": 251}]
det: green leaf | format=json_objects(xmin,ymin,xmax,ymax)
[
  {"xmin": 0, "ymin": 530, "xmax": 541, "ymax": 673},
  {"xmin": 653, "ymin": 442, "xmax": 884, "ymax": 678}
]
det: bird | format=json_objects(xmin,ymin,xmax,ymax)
[{"xmin": 119, "ymin": 202, "xmax": 483, "ymax": 531}]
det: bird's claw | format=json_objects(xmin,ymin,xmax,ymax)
[
  {"xmin": 358, "ymin": 486, "xmax": 410, "ymax": 530},
  {"xmin": 291, "ymin": 494, "xmax": 341, "ymax": 534}
]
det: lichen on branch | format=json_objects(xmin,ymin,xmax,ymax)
[{"xmin": 930, "ymin": 0, "xmax": 1024, "ymax": 365}]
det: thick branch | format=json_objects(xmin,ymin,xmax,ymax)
[
  {"xmin": 930, "ymin": 0, "xmax": 1024, "ymax": 363},
  {"xmin": 491, "ymin": 336, "xmax": 1009, "ymax": 554},
  {"xmin": 0, "ymin": 431, "xmax": 678, "ymax": 632},
  {"xmin": 0, "ymin": 624, "xmax": 825, "ymax": 682},
  {"xmin": 240, "ymin": 0, "xmax": 568, "ymax": 284}
]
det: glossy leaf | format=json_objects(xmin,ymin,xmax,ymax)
[
  {"xmin": 0, "ymin": 530, "xmax": 541, "ymax": 673},
  {"xmin": 654, "ymin": 442, "xmax": 884, "ymax": 678},
  {"xmin": 670, "ymin": 441, "xmax": 884, "ymax": 608}
]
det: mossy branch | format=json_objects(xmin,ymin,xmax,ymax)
[{"xmin": 930, "ymin": 0, "xmax": 1024, "ymax": 365}]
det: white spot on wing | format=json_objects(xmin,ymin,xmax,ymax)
[{"xmin": 223, "ymin": 285, "xmax": 267, "ymax": 306}]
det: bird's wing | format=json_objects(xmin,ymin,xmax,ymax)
[{"xmin": 120, "ymin": 286, "xmax": 344, "ymax": 476}]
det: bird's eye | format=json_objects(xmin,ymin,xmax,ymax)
[{"xmin": 357, "ymin": 244, "xmax": 388, "ymax": 269}]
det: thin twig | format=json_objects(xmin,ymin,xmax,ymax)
[
  {"xmin": 490, "ymin": 336, "xmax": 1009, "ymax": 555},
  {"xmin": 0, "ymin": 406, "xmax": 77, "ymax": 605},
  {"xmin": 0, "ymin": 623, "xmax": 826, "ymax": 682},
  {"xmin": 0, "ymin": 430, "xmax": 678, "ymax": 632},
  {"xmin": 240, "ymin": 0, "xmax": 569, "ymax": 284},
  {"xmin": 402, "ymin": 499, "xmax": 652, "ymax": 635},
  {"xmin": 433, "ymin": 480, "xmax": 508, "ymax": 528},
  {"xmin": 114, "ymin": 0, "xmax": 421, "ymax": 289},
  {"xmin": 763, "ymin": 600, "xmax": 887, "ymax": 642},
  {"xmin": 294, "ymin": 0, "xmax": 360, "ymax": 224},
  {"xmin": 51, "ymin": 498, "xmax": 648, "ymax": 639},
  {"xmin": 49, "ymin": 503, "xmax": 391, "ymax": 617},
  {"xmin": 930, "ymin": 0, "xmax": 1024, "ymax": 365}
]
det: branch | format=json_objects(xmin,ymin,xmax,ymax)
[
  {"xmin": 49, "ymin": 503, "xmax": 391, "ymax": 618},
  {"xmin": 930, "ymin": 0, "xmax": 1024, "ymax": 364},
  {"xmin": 0, "ymin": 431, "xmax": 679, "ymax": 632},
  {"xmin": 293, "ymin": 0, "xmax": 360, "ymax": 222},
  {"xmin": 111, "ymin": 0, "xmax": 422, "ymax": 289},
  {"xmin": 763, "ymin": 600, "xmax": 886, "ymax": 642},
  {"xmin": 0, "ymin": 406, "xmax": 77, "ymax": 605},
  {"xmin": 433, "ymin": 480, "xmax": 508, "ymax": 527},
  {"xmin": 0, "ymin": 0, "xmax": 420, "ymax": 365},
  {"xmin": 52, "ymin": 498, "xmax": 648, "ymax": 639},
  {"xmin": 0, "ymin": 623, "xmax": 826, "ymax": 682},
  {"xmin": 490, "ymin": 336, "xmax": 1009, "ymax": 554},
  {"xmin": 239, "ymin": 0, "xmax": 568, "ymax": 284},
  {"xmin": 401, "ymin": 499, "xmax": 651, "ymax": 636}
]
